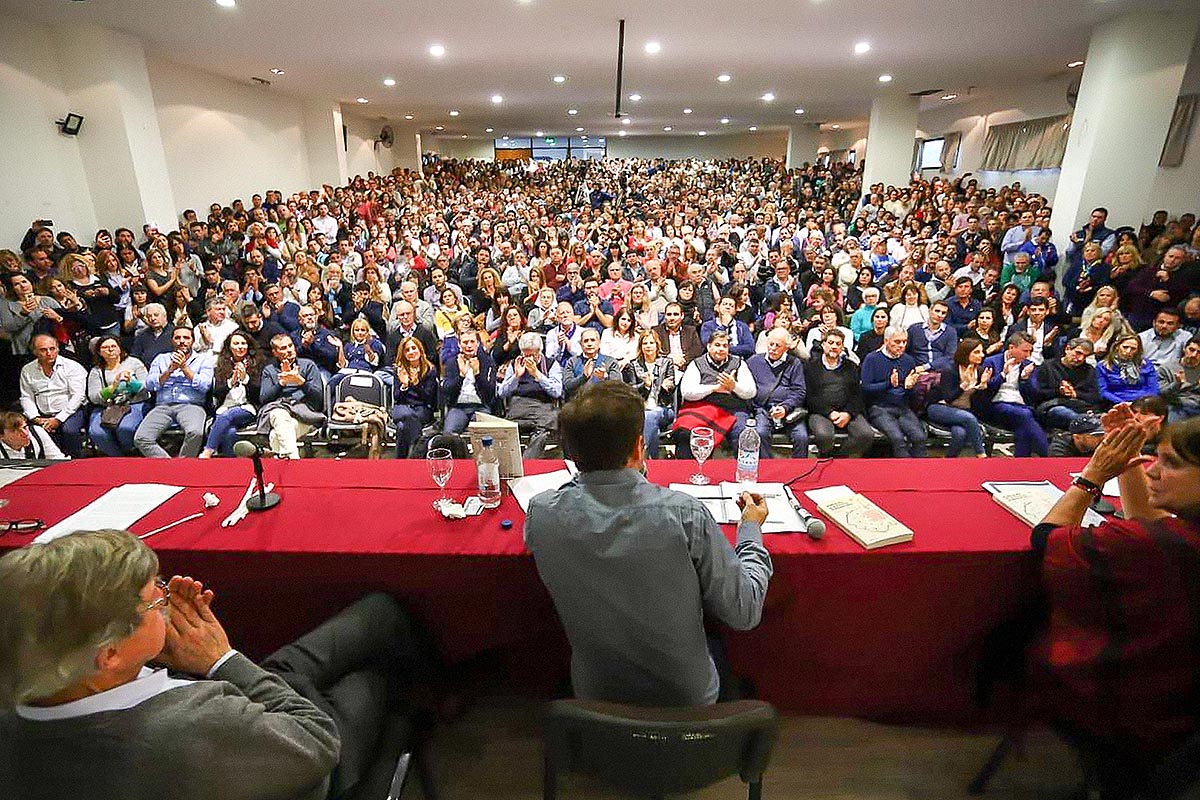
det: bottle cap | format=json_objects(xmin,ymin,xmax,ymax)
[
  {"xmin": 482, "ymin": 435, "xmax": 494, "ymax": 447},
  {"xmin": 500, "ymin": 519, "xmax": 513, "ymax": 530}
]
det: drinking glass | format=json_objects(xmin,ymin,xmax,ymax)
[
  {"xmin": 427, "ymin": 448, "xmax": 454, "ymax": 510},
  {"xmin": 689, "ymin": 427, "xmax": 715, "ymax": 485}
]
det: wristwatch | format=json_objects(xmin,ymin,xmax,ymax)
[{"xmin": 1070, "ymin": 474, "xmax": 1103, "ymax": 500}]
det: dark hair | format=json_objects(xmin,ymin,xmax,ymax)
[
  {"xmin": 91, "ymin": 334, "xmax": 127, "ymax": 363},
  {"xmin": 1131, "ymin": 394, "xmax": 1168, "ymax": 418},
  {"xmin": 214, "ymin": 330, "xmax": 262, "ymax": 385},
  {"xmin": 1164, "ymin": 416, "xmax": 1200, "ymax": 470},
  {"xmin": 558, "ymin": 381, "xmax": 644, "ymax": 472},
  {"xmin": 1155, "ymin": 307, "xmax": 1182, "ymax": 321},
  {"xmin": 953, "ymin": 338, "xmax": 983, "ymax": 367}
]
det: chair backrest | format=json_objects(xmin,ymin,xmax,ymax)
[
  {"xmin": 333, "ymin": 372, "xmax": 389, "ymax": 408},
  {"xmin": 544, "ymin": 699, "xmax": 778, "ymax": 796}
]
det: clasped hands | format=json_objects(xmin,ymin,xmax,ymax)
[
  {"xmin": 1081, "ymin": 402, "xmax": 1159, "ymax": 485},
  {"xmin": 156, "ymin": 576, "xmax": 233, "ymax": 677}
]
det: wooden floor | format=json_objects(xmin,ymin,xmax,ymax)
[{"xmin": 416, "ymin": 696, "xmax": 1082, "ymax": 799}]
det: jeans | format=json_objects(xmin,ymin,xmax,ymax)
[
  {"xmin": 866, "ymin": 404, "xmax": 928, "ymax": 458},
  {"xmin": 1042, "ymin": 404, "xmax": 1082, "ymax": 431},
  {"xmin": 925, "ymin": 402, "xmax": 984, "ymax": 457},
  {"xmin": 444, "ymin": 404, "xmax": 485, "ymax": 435},
  {"xmin": 87, "ymin": 402, "xmax": 146, "ymax": 456},
  {"xmin": 754, "ymin": 408, "xmax": 809, "ymax": 457},
  {"xmin": 807, "ymin": 413, "xmax": 875, "ymax": 457},
  {"xmin": 42, "ymin": 407, "xmax": 87, "ymax": 458},
  {"xmin": 392, "ymin": 404, "xmax": 434, "ymax": 458},
  {"xmin": 204, "ymin": 407, "xmax": 257, "ymax": 455},
  {"xmin": 984, "ymin": 402, "xmax": 1049, "ymax": 457},
  {"xmin": 134, "ymin": 402, "xmax": 208, "ymax": 458},
  {"xmin": 643, "ymin": 406, "xmax": 674, "ymax": 459}
]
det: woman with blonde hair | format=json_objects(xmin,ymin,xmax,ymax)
[
  {"xmin": 1097, "ymin": 334, "xmax": 1159, "ymax": 405},
  {"xmin": 390, "ymin": 335, "xmax": 438, "ymax": 457}
]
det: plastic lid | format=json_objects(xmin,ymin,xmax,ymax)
[
  {"xmin": 746, "ymin": 418, "xmax": 756, "ymax": 427},
  {"xmin": 482, "ymin": 436, "xmax": 493, "ymax": 446}
]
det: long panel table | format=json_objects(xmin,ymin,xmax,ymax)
[{"xmin": 0, "ymin": 457, "xmax": 1083, "ymax": 723}]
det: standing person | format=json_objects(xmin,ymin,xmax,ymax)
[
  {"xmin": 525, "ymin": 380, "xmax": 772, "ymax": 706},
  {"xmin": 86, "ymin": 335, "xmax": 149, "ymax": 457},
  {"xmin": 19, "ymin": 334, "xmax": 88, "ymax": 458}
]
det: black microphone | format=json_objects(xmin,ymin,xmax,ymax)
[{"xmin": 232, "ymin": 440, "xmax": 281, "ymax": 511}]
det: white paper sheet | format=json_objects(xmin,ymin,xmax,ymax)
[
  {"xmin": 508, "ymin": 469, "xmax": 575, "ymax": 512},
  {"xmin": 0, "ymin": 467, "xmax": 39, "ymax": 489},
  {"xmin": 668, "ymin": 482, "xmax": 807, "ymax": 533},
  {"xmin": 34, "ymin": 484, "xmax": 185, "ymax": 543}
]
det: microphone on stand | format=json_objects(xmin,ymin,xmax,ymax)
[
  {"xmin": 782, "ymin": 485, "xmax": 826, "ymax": 540},
  {"xmin": 232, "ymin": 440, "xmax": 281, "ymax": 511}
]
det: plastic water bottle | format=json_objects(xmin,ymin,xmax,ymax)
[
  {"xmin": 735, "ymin": 418, "xmax": 760, "ymax": 484},
  {"xmin": 476, "ymin": 436, "xmax": 502, "ymax": 509}
]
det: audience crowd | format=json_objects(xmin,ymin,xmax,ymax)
[{"xmin": 2, "ymin": 155, "xmax": 1198, "ymax": 460}]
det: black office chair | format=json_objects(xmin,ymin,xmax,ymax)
[{"xmin": 543, "ymin": 699, "xmax": 778, "ymax": 799}]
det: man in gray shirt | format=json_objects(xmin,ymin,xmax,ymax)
[{"xmin": 525, "ymin": 381, "xmax": 773, "ymax": 707}]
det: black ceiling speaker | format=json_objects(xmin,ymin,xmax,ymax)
[{"xmin": 56, "ymin": 113, "xmax": 84, "ymax": 136}]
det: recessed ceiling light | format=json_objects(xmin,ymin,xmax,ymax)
[
  {"xmin": 621, "ymin": 118, "xmax": 631, "ymax": 125},
  {"xmin": 485, "ymin": 127, "xmax": 494, "ymax": 132},
  {"xmin": 383, "ymin": 78, "xmax": 396, "ymax": 87},
  {"xmin": 449, "ymin": 110, "xmax": 460, "ymax": 117},
  {"xmin": 575, "ymin": 126, "xmax": 584, "ymax": 132},
  {"xmin": 356, "ymin": 97, "xmax": 369, "ymax": 104},
  {"xmin": 1067, "ymin": 60, "xmax": 1084, "ymax": 68},
  {"xmin": 428, "ymin": 44, "xmax": 445, "ymax": 58},
  {"xmin": 629, "ymin": 93, "xmax": 642, "ymax": 102},
  {"xmin": 491, "ymin": 94, "xmax": 503, "ymax": 104},
  {"xmin": 878, "ymin": 74, "xmax": 892, "ymax": 83},
  {"xmin": 502, "ymin": 135, "xmax": 509, "ymax": 140},
  {"xmin": 552, "ymin": 75, "xmax": 567, "ymax": 83},
  {"xmin": 269, "ymin": 68, "xmax": 285, "ymax": 75},
  {"xmin": 831, "ymin": 124, "xmax": 840, "ymax": 129},
  {"xmin": 697, "ymin": 131, "xmax": 707, "ymax": 136},
  {"xmin": 761, "ymin": 92, "xmax": 775, "ymax": 102},
  {"xmin": 215, "ymin": 0, "xmax": 236, "ymax": 7},
  {"xmin": 567, "ymin": 108, "xmax": 578, "ymax": 115},
  {"xmin": 644, "ymin": 41, "xmax": 661, "ymax": 55},
  {"xmin": 581, "ymin": 135, "xmax": 588, "ymax": 140},
  {"xmin": 794, "ymin": 108, "xmax": 805, "ymax": 115},
  {"xmin": 720, "ymin": 117, "xmax": 730, "ymax": 124},
  {"xmin": 618, "ymin": 130, "xmax": 627, "ymax": 137},
  {"xmin": 404, "ymin": 114, "xmax": 414, "ymax": 120},
  {"xmin": 854, "ymin": 41, "xmax": 871, "ymax": 55},
  {"xmin": 599, "ymin": 138, "xmax": 604, "ymax": 143},
  {"xmin": 941, "ymin": 93, "xmax": 958, "ymax": 101},
  {"xmin": 663, "ymin": 126, "xmax": 672, "ymax": 131},
  {"xmin": 717, "ymin": 74, "xmax": 731, "ymax": 82},
  {"xmin": 535, "ymin": 130, "xmax": 544, "ymax": 137},
  {"xmin": 461, "ymin": 134, "xmax": 468, "ymax": 138},
  {"xmin": 749, "ymin": 126, "xmax": 757, "ymax": 131},
  {"xmin": 435, "ymin": 125, "xmax": 445, "ymax": 131},
  {"xmin": 683, "ymin": 108, "xmax": 693, "ymax": 114}
]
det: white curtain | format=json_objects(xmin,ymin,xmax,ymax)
[
  {"xmin": 940, "ymin": 131, "xmax": 962, "ymax": 172},
  {"xmin": 979, "ymin": 114, "xmax": 1071, "ymax": 171},
  {"xmin": 1160, "ymin": 95, "xmax": 1197, "ymax": 168}
]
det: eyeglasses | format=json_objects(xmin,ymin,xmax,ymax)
[
  {"xmin": 0, "ymin": 518, "xmax": 43, "ymax": 535},
  {"xmin": 138, "ymin": 577, "xmax": 170, "ymax": 616}
]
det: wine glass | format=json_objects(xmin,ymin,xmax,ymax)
[
  {"xmin": 689, "ymin": 427, "xmax": 715, "ymax": 485},
  {"xmin": 427, "ymin": 448, "xmax": 454, "ymax": 510}
]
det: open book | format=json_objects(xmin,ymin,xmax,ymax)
[
  {"xmin": 803, "ymin": 485, "xmax": 913, "ymax": 550},
  {"xmin": 982, "ymin": 481, "xmax": 1105, "ymax": 528},
  {"xmin": 668, "ymin": 482, "xmax": 808, "ymax": 534}
]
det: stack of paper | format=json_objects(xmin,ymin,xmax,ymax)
[
  {"xmin": 509, "ymin": 469, "xmax": 576, "ymax": 512},
  {"xmin": 804, "ymin": 485, "xmax": 913, "ymax": 550},
  {"xmin": 668, "ymin": 482, "xmax": 808, "ymax": 533},
  {"xmin": 982, "ymin": 481, "xmax": 1105, "ymax": 528},
  {"xmin": 34, "ymin": 484, "xmax": 184, "ymax": 544}
]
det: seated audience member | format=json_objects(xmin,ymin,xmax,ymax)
[
  {"xmin": 675, "ymin": 331, "xmax": 756, "ymax": 458},
  {"xmin": 926, "ymin": 339, "xmax": 989, "ymax": 458},
  {"xmin": 191, "ymin": 298, "xmax": 238, "ymax": 356},
  {"xmin": 1047, "ymin": 412, "xmax": 1105, "ymax": 457},
  {"xmin": 805, "ymin": 305, "xmax": 855, "ymax": 363},
  {"xmin": 906, "ymin": 300, "xmax": 958, "ymax": 371},
  {"xmin": 1158, "ymin": 334, "xmax": 1200, "ymax": 423},
  {"xmin": 199, "ymin": 331, "xmax": 262, "ymax": 458},
  {"xmin": 849, "ymin": 286, "xmax": 881, "ymax": 342},
  {"xmin": 0, "ymin": 411, "xmax": 66, "ymax": 460},
  {"xmin": 392, "ymin": 280, "xmax": 434, "ymax": 330},
  {"xmin": 1033, "ymin": 413, "xmax": 1200, "ymax": 799},
  {"xmin": 260, "ymin": 283, "xmax": 301, "ymax": 332},
  {"xmin": 441, "ymin": 328, "xmax": 496, "ymax": 434},
  {"xmin": 258, "ymin": 334, "xmax": 325, "ymax": 459},
  {"xmin": 855, "ymin": 306, "xmax": 890, "ymax": 363},
  {"xmin": 700, "ymin": 295, "xmax": 755, "ymax": 360},
  {"xmin": 0, "ymin": 273, "xmax": 63, "ymax": 358},
  {"xmin": 390, "ymin": 336, "xmax": 439, "ymax": 458},
  {"xmin": 860, "ymin": 327, "xmax": 929, "ymax": 458},
  {"xmin": 19, "ymin": 334, "xmax": 87, "ymax": 458},
  {"xmin": 134, "ymin": 327, "xmax": 213, "ymax": 459},
  {"xmin": 525, "ymin": 381, "xmax": 772, "ymax": 706},
  {"xmin": 623, "ymin": 331, "xmax": 677, "ymax": 458},
  {"xmin": 654, "ymin": 301, "xmax": 704, "ymax": 374},
  {"xmin": 291, "ymin": 304, "xmax": 340, "ymax": 378},
  {"xmin": 889, "ymin": 285, "xmax": 930, "ymax": 330},
  {"xmin": 747, "ymin": 328, "xmax": 809, "ymax": 458},
  {"xmin": 946, "ymin": 277, "xmax": 983, "ymax": 334},
  {"xmin": 86, "ymin": 335, "xmax": 149, "ymax": 457},
  {"xmin": 563, "ymin": 327, "xmax": 622, "ymax": 400},
  {"xmin": 573, "ymin": 278, "xmax": 614, "ymax": 333},
  {"xmin": 239, "ymin": 305, "xmax": 286, "ymax": 354},
  {"xmin": 1003, "ymin": 296, "xmax": 1059, "ymax": 367},
  {"xmin": 1097, "ymin": 333, "xmax": 1161, "ymax": 407},
  {"xmin": 385, "ymin": 300, "xmax": 440, "ymax": 372},
  {"xmin": 1033, "ymin": 337, "xmax": 1102, "ymax": 430},
  {"xmin": 599, "ymin": 307, "xmax": 640, "ymax": 368},
  {"xmin": 342, "ymin": 282, "xmax": 387, "ymax": 340},
  {"xmin": 129, "ymin": 302, "xmax": 175, "ymax": 367},
  {"xmin": 544, "ymin": 301, "xmax": 584, "ymax": 366},
  {"xmin": 331, "ymin": 318, "xmax": 384, "ymax": 387},
  {"xmin": 489, "ymin": 304, "xmax": 527, "ymax": 370},
  {"xmin": 497, "ymin": 332, "xmax": 563, "ymax": 454},
  {"xmin": 0, "ymin": 529, "xmax": 425, "ymax": 800},
  {"xmin": 964, "ymin": 306, "xmax": 1005, "ymax": 357},
  {"xmin": 977, "ymin": 332, "xmax": 1049, "ymax": 457},
  {"xmin": 805, "ymin": 328, "xmax": 875, "ymax": 458},
  {"xmin": 1139, "ymin": 308, "xmax": 1190, "ymax": 368}
]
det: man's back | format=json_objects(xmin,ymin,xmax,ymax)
[{"xmin": 525, "ymin": 468, "xmax": 771, "ymax": 707}]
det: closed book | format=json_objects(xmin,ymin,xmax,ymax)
[{"xmin": 804, "ymin": 485, "xmax": 913, "ymax": 550}]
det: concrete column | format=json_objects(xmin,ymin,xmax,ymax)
[
  {"xmin": 1050, "ymin": 12, "xmax": 1198, "ymax": 241},
  {"xmin": 302, "ymin": 101, "xmax": 349, "ymax": 187},
  {"xmin": 786, "ymin": 124, "xmax": 819, "ymax": 169},
  {"xmin": 861, "ymin": 93, "xmax": 920, "ymax": 191},
  {"xmin": 52, "ymin": 24, "xmax": 177, "ymax": 229},
  {"xmin": 390, "ymin": 121, "xmax": 423, "ymax": 173}
]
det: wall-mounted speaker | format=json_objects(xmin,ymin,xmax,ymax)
[{"xmin": 57, "ymin": 113, "xmax": 84, "ymax": 136}]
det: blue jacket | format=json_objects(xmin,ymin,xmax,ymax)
[
  {"xmin": 442, "ymin": 350, "xmax": 496, "ymax": 409},
  {"xmin": 699, "ymin": 319, "xmax": 755, "ymax": 360},
  {"xmin": 906, "ymin": 322, "xmax": 958, "ymax": 370},
  {"xmin": 746, "ymin": 353, "xmax": 806, "ymax": 412},
  {"xmin": 860, "ymin": 350, "xmax": 918, "ymax": 408},
  {"xmin": 290, "ymin": 326, "xmax": 340, "ymax": 374},
  {"xmin": 1096, "ymin": 359, "xmax": 1160, "ymax": 405},
  {"xmin": 978, "ymin": 352, "xmax": 1037, "ymax": 408},
  {"xmin": 946, "ymin": 297, "xmax": 982, "ymax": 334}
]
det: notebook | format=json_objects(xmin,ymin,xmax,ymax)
[{"xmin": 803, "ymin": 485, "xmax": 913, "ymax": 550}]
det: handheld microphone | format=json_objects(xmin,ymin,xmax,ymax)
[
  {"xmin": 232, "ymin": 440, "xmax": 281, "ymax": 511},
  {"xmin": 783, "ymin": 485, "xmax": 825, "ymax": 540}
]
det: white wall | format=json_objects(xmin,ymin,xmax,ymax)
[
  {"xmin": 343, "ymin": 112, "xmax": 395, "ymax": 177},
  {"xmin": 605, "ymin": 130, "xmax": 787, "ymax": 160},
  {"xmin": 147, "ymin": 55, "xmax": 312, "ymax": 218},
  {"xmin": 426, "ymin": 137, "xmax": 495, "ymax": 161},
  {"xmin": 1149, "ymin": 54, "xmax": 1200, "ymax": 218},
  {"xmin": 0, "ymin": 14, "xmax": 97, "ymax": 248}
]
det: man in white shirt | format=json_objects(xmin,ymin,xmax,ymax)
[
  {"xmin": 192, "ymin": 299, "xmax": 239, "ymax": 355},
  {"xmin": 676, "ymin": 331, "xmax": 757, "ymax": 459},
  {"xmin": 1140, "ymin": 309, "xmax": 1191, "ymax": 368},
  {"xmin": 1000, "ymin": 211, "xmax": 1041, "ymax": 266},
  {"xmin": 309, "ymin": 202, "xmax": 338, "ymax": 245},
  {"xmin": 19, "ymin": 334, "xmax": 87, "ymax": 457}
]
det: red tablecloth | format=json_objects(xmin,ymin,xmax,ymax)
[{"xmin": 0, "ymin": 457, "xmax": 1085, "ymax": 723}]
